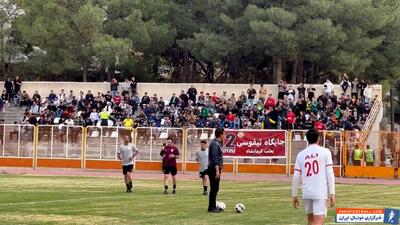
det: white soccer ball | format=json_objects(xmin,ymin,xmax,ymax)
[
  {"xmin": 235, "ymin": 203, "xmax": 245, "ymax": 213},
  {"xmin": 216, "ymin": 201, "xmax": 226, "ymax": 210}
]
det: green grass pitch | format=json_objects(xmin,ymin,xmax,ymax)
[{"xmin": 0, "ymin": 175, "xmax": 398, "ymax": 225}]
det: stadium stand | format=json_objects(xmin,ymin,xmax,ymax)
[{"xmin": 0, "ymin": 78, "xmax": 382, "ymax": 133}]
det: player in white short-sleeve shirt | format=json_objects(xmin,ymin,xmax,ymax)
[{"xmin": 292, "ymin": 128, "xmax": 336, "ymax": 225}]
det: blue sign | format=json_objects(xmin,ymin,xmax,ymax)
[{"xmin": 384, "ymin": 208, "xmax": 400, "ymax": 225}]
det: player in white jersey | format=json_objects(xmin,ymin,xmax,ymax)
[
  {"xmin": 117, "ymin": 135, "xmax": 138, "ymax": 193},
  {"xmin": 292, "ymin": 128, "xmax": 336, "ymax": 225}
]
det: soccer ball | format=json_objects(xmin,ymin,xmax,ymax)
[
  {"xmin": 235, "ymin": 203, "xmax": 245, "ymax": 213},
  {"xmin": 216, "ymin": 201, "xmax": 226, "ymax": 210}
]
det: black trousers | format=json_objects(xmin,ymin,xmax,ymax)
[{"xmin": 208, "ymin": 166, "xmax": 221, "ymax": 211}]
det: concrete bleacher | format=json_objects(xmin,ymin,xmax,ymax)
[
  {"xmin": 1, "ymin": 105, "xmax": 25, "ymax": 124},
  {"xmin": 0, "ymin": 81, "xmax": 383, "ymax": 132}
]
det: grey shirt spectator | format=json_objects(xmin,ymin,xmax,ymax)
[{"xmin": 208, "ymin": 139, "xmax": 223, "ymax": 167}]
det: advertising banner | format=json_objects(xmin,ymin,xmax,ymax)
[{"xmin": 223, "ymin": 130, "xmax": 286, "ymax": 158}]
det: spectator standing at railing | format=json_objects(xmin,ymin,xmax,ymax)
[
  {"xmin": 351, "ymin": 78, "xmax": 359, "ymax": 99},
  {"xmin": 340, "ymin": 73, "xmax": 351, "ymax": 94},
  {"xmin": 247, "ymin": 84, "xmax": 257, "ymax": 106},
  {"xmin": 4, "ymin": 77, "xmax": 13, "ymax": 101},
  {"xmin": 110, "ymin": 77, "xmax": 119, "ymax": 98},
  {"xmin": 363, "ymin": 83, "xmax": 372, "ymax": 104},
  {"xmin": 121, "ymin": 78, "xmax": 131, "ymax": 96},
  {"xmin": 13, "ymin": 76, "xmax": 22, "ymax": 98},
  {"xmin": 358, "ymin": 80, "xmax": 366, "ymax": 101},
  {"xmin": 187, "ymin": 85, "xmax": 197, "ymax": 105},
  {"xmin": 179, "ymin": 90, "xmax": 189, "ymax": 108},
  {"xmin": 323, "ymin": 79, "xmax": 334, "ymax": 96},
  {"xmin": 297, "ymin": 83, "xmax": 306, "ymax": 98},
  {"xmin": 259, "ymin": 84, "xmax": 267, "ymax": 103},
  {"xmin": 130, "ymin": 77, "xmax": 137, "ymax": 95},
  {"xmin": 307, "ymin": 84, "xmax": 315, "ymax": 101}
]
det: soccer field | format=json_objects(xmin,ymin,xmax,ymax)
[{"xmin": 0, "ymin": 175, "xmax": 399, "ymax": 225}]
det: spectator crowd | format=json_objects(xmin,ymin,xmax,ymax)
[{"xmin": 2, "ymin": 75, "xmax": 376, "ymax": 133}]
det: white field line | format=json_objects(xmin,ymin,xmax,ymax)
[{"xmin": 0, "ymin": 196, "xmax": 120, "ymax": 206}]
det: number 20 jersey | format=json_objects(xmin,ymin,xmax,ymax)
[{"xmin": 294, "ymin": 144, "xmax": 333, "ymax": 200}]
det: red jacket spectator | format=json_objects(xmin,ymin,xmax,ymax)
[
  {"xmin": 226, "ymin": 112, "xmax": 235, "ymax": 122},
  {"xmin": 211, "ymin": 93, "xmax": 219, "ymax": 103},
  {"xmin": 264, "ymin": 95, "xmax": 276, "ymax": 109},
  {"xmin": 287, "ymin": 111, "xmax": 295, "ymax": 125},
  {"xmin": 314, "ymin": 120, "xmax": 325, "ymax": 130},
  {"xmin": 114, "ymin": 95, "xmax": 121, "ymax": 105}
]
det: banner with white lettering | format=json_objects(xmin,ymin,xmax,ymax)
[{"xmin": 223, "ymin": 130, "xmax": 286, "ymax": 158}]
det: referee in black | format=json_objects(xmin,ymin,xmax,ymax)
[{"xmin": 208, "ymin": 127, "xmax": 225, "ymax": 213}]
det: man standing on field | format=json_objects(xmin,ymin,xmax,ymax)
[
  {"xmin": 160, "ymin": 137, "xmax": 179, "ymax": 194},
  {"xmin": 195, "ymin": 140, "xmax": 209, "ymax": 196},
  {"xmin": 208, "ymin": 127, "xmax": 225, "ymax": 213},
  {"xmin": 117, "ymin": 135, "xmax": 139, "ymax": 193},
  {"xmin": 292, "ymin": 128, "xmax": 336, "ymax": 225}
]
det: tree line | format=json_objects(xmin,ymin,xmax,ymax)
[{"xmin": 1, "ymin": 0, "xmax": 400, "ymax": 84}]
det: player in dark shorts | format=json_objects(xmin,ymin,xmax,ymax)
[
  {"xmin": 117, "ymin": 135, "xmax": 138, "ymax": 192},
  {"xmin": 160, "ymin": 137, "xmax": 179, "ymax": 194},
  {"xmin": 196, "ymin": 140, "xmax": 209, "ymax": 195}
]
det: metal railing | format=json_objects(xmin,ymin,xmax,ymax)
[
  {"xmin": 37, "ymin": 125, "xmax": 83, "ymax": 159},
  {"xmin": 3, "ymin": 124, "xmax": 400, "ymax": 178},
  {"xmin": 0, "ymin": 124, "xmax": 35, "ymax": 158},
  {"xmin": 135, "ymin": 127, "xmax": 184, "ymax": 162},
  {"xmin": 289, "ymin": 130, "xmax": 343, "ymax": 176}
]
